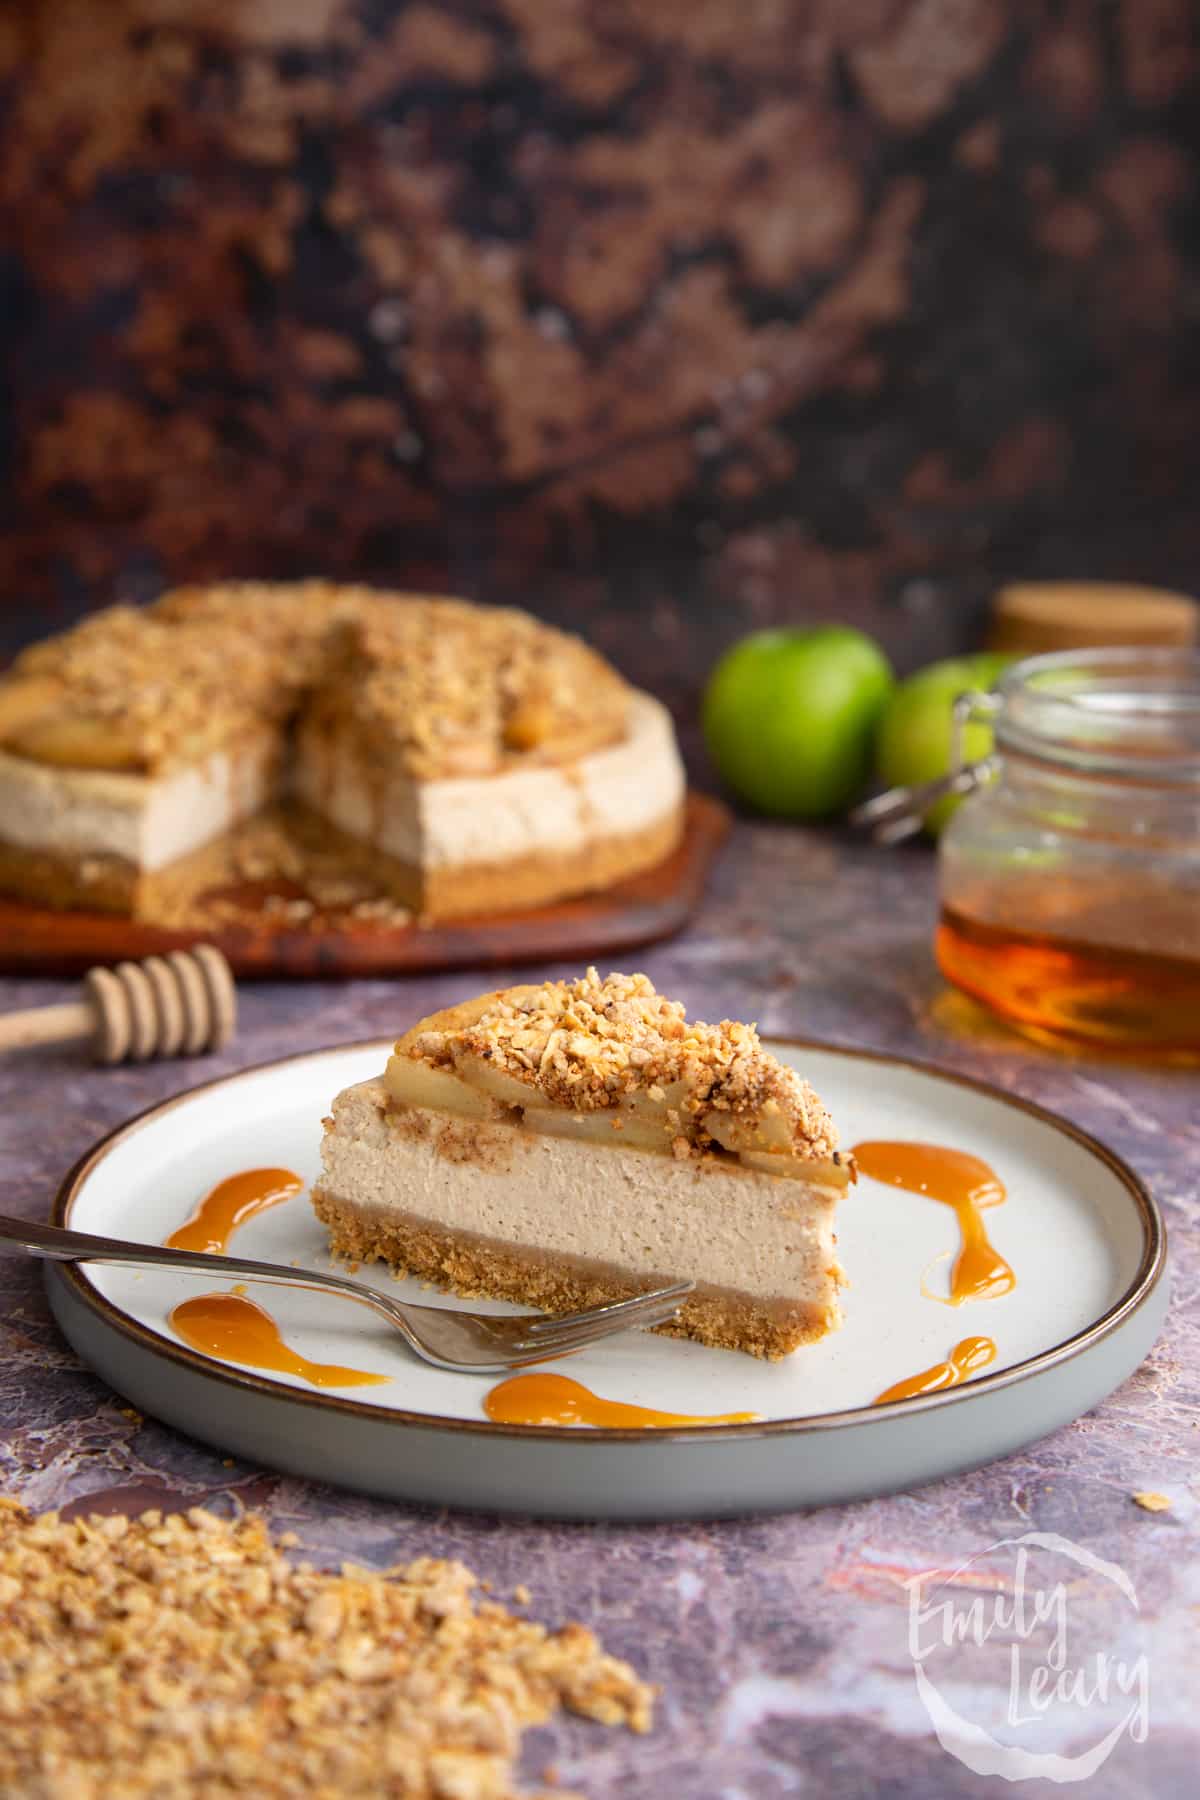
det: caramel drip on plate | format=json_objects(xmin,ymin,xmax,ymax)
[
  {"xmin": 483, "ymin": 1372, "xmax": 758, "ymax": 1429},
  {"xmin": 170, "ymin": 1292, "xmax": 389, "ymax": 1389},
  {"xmin": 165, "ymin": 1168, "xmax": 304, "ymax": 1254},
  {"xmin": 852, "ymin": 1141, "xmax": 1016, "ymax": 1304},
  {"xmin": 874, "ymin": 1335, "xmax": 997, "ymax": 1404}
]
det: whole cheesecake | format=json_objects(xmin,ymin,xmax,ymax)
[
  {"xmin": 0, "ymin": 583, "xmax": 686, "ymax": 919},
  {"xmin": 313, "ymin": 970, "xmax": 852, "ymax": 1359}
]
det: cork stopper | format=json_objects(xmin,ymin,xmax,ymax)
[{"xmin": 987, "ymin": 582, "xmax": 1199, "ymax": 657}]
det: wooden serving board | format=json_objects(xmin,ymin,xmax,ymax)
[{"xmin": 0, "ymin": 792, "xmax": 729, "ymax": 978}]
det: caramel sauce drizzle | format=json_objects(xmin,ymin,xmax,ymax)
[
  {"xmin": 170, "ymin": 1291, "xmax": 389, "ymax": 1390},
  {"xmin": 874, "ymin": 1335, "xmax": 997, "ymax": 1404},
  {"xmin": 483, "ymin": 1372, "xmax": 759, "ymax": 1429},
  {"xmin": 165, "ymin": 1168, "xmax": 304, "ymax": 1255},
  {"xmin": 852, "ymin": 1141, "xmax": 1016, "ymax": 1305}
]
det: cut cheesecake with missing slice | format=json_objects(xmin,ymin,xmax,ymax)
[
  {"xmin": 0, "ymin": 583, "xmax": 686, "ymax": 921},
  {"xmin": 313, "ymin": 970, "xmax": 852, "ymax": 1359},
  {"xmin": 292, "ymin": 600, "xmax": 683, "ymax": 918}
]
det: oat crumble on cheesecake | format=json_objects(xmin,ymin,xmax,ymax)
[
  {"xmin": 0, "ymin": 582, "xmax": 686, "ymax": 919},
  {"xmin": 299, "ymin": 598, "xmax": 632, "ymax": 779},
  {"xmin": 313, "ymin": 971, "xmax": 851, "ymax": 1359},
  {"xmin": 398, "ymin": 970, "xmax": 841, "ymax": 1159}
]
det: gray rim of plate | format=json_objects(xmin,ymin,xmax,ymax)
[{"xmin": 51, "ymin": 1037, "xmax": 1167, "ymax": 1445}]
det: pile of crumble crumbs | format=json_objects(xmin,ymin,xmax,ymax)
[
  {"xmin": 405, "ymin": 968, "xmax": 840, "ymax": 1162},
  {"xmin": 0, "ymin": 1497, "xmax": 652, "ymax": 1800}
]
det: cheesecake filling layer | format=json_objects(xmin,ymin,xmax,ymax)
[
  {"xmin": 293, "ymin": 692, "xmax": 684, "ymax": 872},
  {"xmin": 312, "ymin": 1187, "xmax": 830, "ymax": 1361},
  {"xmin": 0, "ymin": 735, "xmax": 281, "ymax": 872},
  {"xmin": 317, "ymin": 1079, "xmax": 842, "ymax": 1310}
]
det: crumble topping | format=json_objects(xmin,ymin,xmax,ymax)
[
  {"xmin": 304, "ymin": 602, "xmax": 631, "ymax": 779},
  {"xmin": 153, "ymin": 577, "xmax": 379, "ymax": 677},
  {"xmin": 2, "ymin": 584, "xmax": 631, "ymax": 781},
  {"xmin": 0, "ymin": 1497, "xmax": 652, "ymax": 1799},
  {"xmin": 402, "ymin": 969, "xmax": 841, "ymax": 1161},
  {"xmin": 1, "ymin": 606, "xmax": 296, "ymax": 772}
]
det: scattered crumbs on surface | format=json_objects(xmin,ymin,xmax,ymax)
[
  {"xmin": 117, "ymin": 1407, "xmax": 142, "ymax": 1424},
  {"xmin": 513, "ymin": 1583, "xmax": 532, "ymax": 1605},
  {"xmin": 351, "ymin": 897, "xmax": 413, "ymax": 925},
  {"xmin": 221, "ymin": 1458, "xmax": 235, "ymax": 1469},
  {"xmin": 145, "ymin": 803, "xmax": 417, "ymax": 936},
  {"xmin": 0, "ymin": 1498, "xmax": 654, "ymax": 1797},
  {"xmin": 1132, "ymin": 1490, "xmax": 1172, "ymax": 1512}
]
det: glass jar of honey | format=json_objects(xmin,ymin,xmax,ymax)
[{"xmin": 936, "ymin": 648, "xmax": 1200, "ymax": 1051}]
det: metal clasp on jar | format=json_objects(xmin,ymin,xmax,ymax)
[{"xmin": 850, "ymin": 690, "xmax": 1002, "ymax": 844}]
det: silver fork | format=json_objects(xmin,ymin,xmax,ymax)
[{"xmin": 0, "ymin": 1213, "xmax": 692, "ymax": 1374}]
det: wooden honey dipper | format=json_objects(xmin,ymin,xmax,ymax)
[{"xmin": 0, "ymin": 946, "xmax": 236, "ymax": 1064}]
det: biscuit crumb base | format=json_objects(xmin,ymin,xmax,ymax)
[
  {"xmin": 0, "ymin": 1496, "xmax": 652, "ymax": 1799},
  {"xmin": 0, "ymin": 804, "xmax": 417, "ymax": 929},
  {"xmin": 0, "ymin": 801, "xmax": 682, "ymax": 928},
  {"xmin": 312, "ymin": 1186, "xmax": 836, "ymax": 1360}
]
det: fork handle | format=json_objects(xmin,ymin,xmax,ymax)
[{"xmin": 0, "ymin": 1212, "xmax": 392, "ymax": 1313}]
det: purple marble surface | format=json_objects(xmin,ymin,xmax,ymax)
[{"xmin": 1, "ymin": 825, "xmax": 1196, "ymax": 1796}]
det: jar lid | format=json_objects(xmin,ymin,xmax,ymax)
[{"xmin": 987, "ymin": 582, "xmax": 1198, "ymax": 655}]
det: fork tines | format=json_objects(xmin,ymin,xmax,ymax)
[{"xmin": 513, "ymin": 1280, "xmax": 693, "ymax": 1352}]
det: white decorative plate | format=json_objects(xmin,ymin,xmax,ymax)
[{"xmin": 47, "ymin": 1040, "xmax": 1167, "ymax": 1520}]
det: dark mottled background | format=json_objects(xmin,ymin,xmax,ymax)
[{"xmin": 2, "ymin": 0, "xmax": 1200, "ymax": 702}]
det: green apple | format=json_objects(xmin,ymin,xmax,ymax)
[
  {"xmin": 876, "ymin": 653, "xmax": 1014, "ymax": 835},
  {"xmin": 702, "ymin": 626, "xmax": 895, "ymax": 817}
]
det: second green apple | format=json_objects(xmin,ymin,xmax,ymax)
[{"xmin": 875, "ymin": 653, "xmax": 1013, "ymax": 834}]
